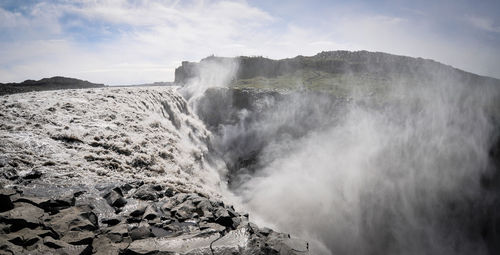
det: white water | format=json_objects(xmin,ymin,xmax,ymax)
[{"xmin": 0, "ymin": 87, "xmax": 228, "ymax": 198}]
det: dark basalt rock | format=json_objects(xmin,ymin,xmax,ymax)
[
  {"xmin": 0, "ymin": 193, "xmax": 14, "ymax": 212},
  {"xmin": 102, "ymin": 217, "xmax": 122, "ymax": 226},
  {"xmin": 22, "ymin": 169, "xmax": 42, "ymax": 180},
  {"xmin": 0, "ymin": 184, "xmax": 309, "ymax": 255},
  {"xmin": 104, "ymin": 189, "xmax": 128, "ymax": 208},
  {"xmin": 132, "ymin": 185, "xmax": 163, "ymax": 201},
  {"xmin": 129, "ymin": 226, "xmax": 151, "ymax": 241}
]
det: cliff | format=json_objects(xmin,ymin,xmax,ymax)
[{"xmin": 174, "ymin": 51, "xmax": 500, "ymax": 92}]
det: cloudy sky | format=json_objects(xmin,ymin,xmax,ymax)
[{"xmin": 1, "ymin": 0, "xmax": 499, "ymax": 85}]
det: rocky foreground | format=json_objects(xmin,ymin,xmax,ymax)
[
  {"xmin": 0, "ymin": 87, "xmax": 308, "ymax": 254},
  {"xmin": 0, "ymin": 177, "xmax": 307, "ymax": 254}
]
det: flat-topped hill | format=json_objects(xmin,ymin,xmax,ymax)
[{"xmin": 0, "ymin": 76, "xmax": 105, "ymax": 96}]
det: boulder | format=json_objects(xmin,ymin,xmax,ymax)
[
  {"xmin": 105, "ymin": 224, "xmax": 128, "ymax": 243},
  {"xmin": 61, "ymin": 231, "xmax": 95, "ymax": 245},
  {"xmin": 143, "ymin": 205, "xmax": 158, "ymax": 220},
  {"xmin": 0, "ymin": 202, "xmax": 44, "ymax": 231},
  {"xmin": 129, "ymin": 226, "xmax": 151, "ymax": 241},
  {"xmin": 104, "ymin": 189, "xmax": 127, "ymax": 208},
  {"xmin": 92, "ymin": 235, "xmax": 128, "ymax": 255},
  {"xmin": 129, "ymin": 206, "xmax": 147, "ymax": 217},
  {"xmin": 45, "ymin": 206, "xmax": 97, "ymax": 235},
  {"xmin": 133, "ymin": 185, "xmax": 160, "ymax": 201},
  {"xmin": 22, "ymin": 170, "xmax": 43, "ymax": 180},
  {"xmin": 214, "ymin": 208, "xmax": 233, "ymax": 229}
]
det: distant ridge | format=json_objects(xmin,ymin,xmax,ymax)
[
  {"xmin": 0, "ymin": 76, "xmax": 106, "ymax": 96},
  {"xmin": 174, "ymin": 50, "xmax": 500, "ymax": 89}
]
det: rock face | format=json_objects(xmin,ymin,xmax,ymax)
[{"xmin": 0, "ymin": 76, "xmax": 105, "ymax": 96}]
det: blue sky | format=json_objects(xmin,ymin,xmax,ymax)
[{"xmin": 1, "ymin": 0, "xmax": 499, "ymax": 84}]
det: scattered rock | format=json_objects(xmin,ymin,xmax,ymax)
[{"xmin": 0, "ymin": 185, "xmax": 309, "ymax": 255}]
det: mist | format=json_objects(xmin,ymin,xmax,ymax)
[{"xmin": 179, "ymin": 56, "xmax": 500, "ymax": 255}]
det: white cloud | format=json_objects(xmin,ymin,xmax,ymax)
[
  {"xmin": 466, "ymin": 15, "xmax": 500, "ymax": 33},
  {"xmin": 0, "ymin": 0, "xmax": 276, "ymax": 84},
  {"xmin": 1, "ymin": 1, "xmax": 500, "ymax": 84}
]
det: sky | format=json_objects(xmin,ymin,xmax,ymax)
[{"xmin": 1, "ymin": 0, "xmax": 499, "ymax": 85}]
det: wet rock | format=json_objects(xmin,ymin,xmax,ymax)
[
  {"xmin": 61, "ymin": 231, "xmax": 95, "ymax": 245},
  {"xmin": 150, "ymin": 226, "xmax": 173, "ymax": 238},
  {"xmin": 129, "ymin": 206, "xmax": 147, "ymax": 218},
  {"xmin": 171, "ymin": 200, "xmax": 198, "ymax": 220},
  {"xmin": 43, "ymin": 237, "xmax": 93, "ymax": 254},
  {"xmin": 172, "ymin": 193, "xmax": 190, "ymax": 204},
  {"xmin": 5, "ymin": 228, "xmax": 42, "ymax": 247},
  {"xmin": 0, "ymin": 241, "xmax": 24, "ymax": 254},
  {"xmin": 35, "ymin": 195, "xmax": 76, "ymax": 214},
  {"xmin": 92, "ymin": 235, "xmax": 128, "ymax": 255},
  {"xmin": 2, "ymin": 168, "xmax": 18, "ymax": 180},
  {"xmin": 129, "ymin": 226, "xmax": 151, "ymax": 241},
  {"xmin": 105, "ymin": 224, "xmax": 128, "ymax": 243},
  {"xmin": 124, "ymin": 231, "xmax": 220, "ymax": 255},
  {"xmin": 102, "ymin": 217, "xmax": 121, "ymax": 226},
  {"xmin": 0, "ymin": 193, "xmax": 14, "ymax": 212},
  {"xmin": 260, "ymin": 227, "xmax": 272, "ymax": 236},
  {"xmin": 143, "ymin": 205, "xmax": 158, "ymax": 220},
  {"xmin": 214, "ymin": 208, "xmax": 233, "ymax": 229},
  {"xmin": 43, "ymin": 236, "xmax": 68, "ymax": 249},
  {"xmin": 0, "ymin": 202, "xmax": 44, "ymax": 231},
  {"xmin": 151, "ymin": 184, "xmax": 163, "ymax": 191},
  {"xmin": 212, "ymin": 227, "xmax": 250, "ymax": 253},
  {"xmin": 199, "ymin": 222, "xmax": 226, "ymax": 233},
  {"xmin": 104, "ymin": 189, "xmax": 127, "ymax": 208},
  {"xmin": 45, "ymin": 206, "xmax": 97, "ymax": 235},
  {"xmin": 164, "ymin": 187, "xmax": 176, "ymax": 197},
  {"xmin": 121, "ymin": 183, "xmax": 134, "ymax": 193},
  {"xmin": 22, "ymin": 169, "xmax": 42, "ymax": 180},
  {"xmin": 132, "ymin": 185, "xmax": 160, "ymax": 201},
  {"xmin": 164, "ymin": 221, "xmax": 199, "ymax": 233}
]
